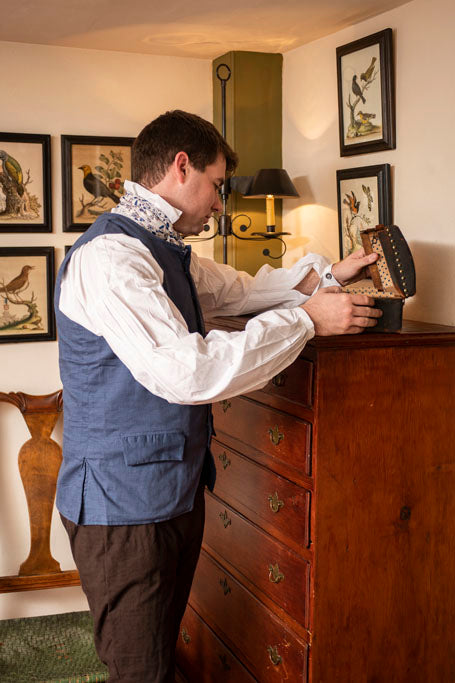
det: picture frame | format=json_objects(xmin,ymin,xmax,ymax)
[
  {"xmin": 61, "ymin": 135, "xmax": 134, "ymax": 232},
  {"xmin": 336, "ymin": 28, "xmax": 395, "ymax": 156},
  {"xmin": 337, "ymin": 164, "xmax": 392, "ymax": 259},
  {"xmin": 0, "ymin": 133, "xmax": 52, "ymax": 233},
  {"xmin": 0, "ymin": 247, "xmax": 55, "ymax": 343}
]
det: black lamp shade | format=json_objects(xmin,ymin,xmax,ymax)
[{"xmin": 244, "ymin": 168, "xmax": 299, "ymax": 198}]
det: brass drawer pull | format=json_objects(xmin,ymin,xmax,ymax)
[
  {"xmin": 268, "ymin": 563, "xmax": 285, "ymax": 583},
  {"xmin": 220, "ymin": 399, "xmax": 231, "ymax": 413},
  {"xmin": 218, "ymin": 451, "xmax": 231, "ymax": 470},
  {"xmin": 181, "ymin": 627, "xmax": 191, "ymax": 644},
  {"xmin": 269, "ymin": 425, "xmax": 284, "ymax": 446},
  {"xmin": 219, "ymin": 510, "xmax": 231, "ymax": 528},
  {"xmin": 267, "ymin": 645, "xmax": 282, "ymax": 666},
  {"xmin": 268, "ymin": 491, "xmax": 284, "ymax": 513},
  {"xmin": 219, "ymin": 653, "xmax": 231, "ymax": 671},
  {"xmin": 219, "ymin": 577, "xmax": 231, "ymax": 596},
  {"xmin": 272, "ymin": 372, "xmax": 287, "ymax": 387}
]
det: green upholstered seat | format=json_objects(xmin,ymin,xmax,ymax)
[{"xmin": 0, "ymin": 611, "xmax": 108, "ymax": 682}]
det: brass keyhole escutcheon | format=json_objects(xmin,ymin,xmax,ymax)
[
  {"xmin": 268, "ymin": 492, "xmax": 284, "ymax": 513},
  {"xmin": 400, "ymin": 505, "xmax": 411, "ymax": 521},
  {"xmin": 268, "ymin": 563, "xmax": 285, "ymax": 583},
  {"xmin": 219, "ymin": 510, "xmax": 231, "ymax": 528},
  {"xmin": 220, "ymin": 399, "xmax": 231, "ymax": 413},
  {"xmin": 219, "ymin": 577, "xmax": 231, "ymax": 596},
  {"xmin": 272, "ymin": 372, "xmax": 287, "ymax": 387},
  {"xmin": 181, "ymin": 627, "xmax": 191, "ymax": 644},
  {"xmin": 269, "ymin": 425, "xmax": 284, "ymax": 446},
  {"xmin": 218, "ymin": 451, "xmax": 231, "ymax": 470},
  {"xmin": 267, "ymin": 645, "xmax": 282, "ymax": 666}
]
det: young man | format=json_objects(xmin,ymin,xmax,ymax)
[{"xmin": 55, "ymin": 110, "xmax": 380, "ymax": 682}]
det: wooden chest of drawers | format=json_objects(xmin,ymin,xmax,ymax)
[{"xmin": 176, "ymin": 319, "xmax": 455, "ymax": 682}]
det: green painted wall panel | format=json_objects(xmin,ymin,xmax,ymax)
[{"xmin": 212, "ymin": 51, "xmax": 283, "ymax": 273}]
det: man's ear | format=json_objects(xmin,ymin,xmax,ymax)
[{"xmin": 174, "ymin": 151, "xmax": 190, "ymax": 184}]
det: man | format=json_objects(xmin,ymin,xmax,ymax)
[{"xmin": 55, "ymin": 110, "xmax": 380, "ymax": 682}]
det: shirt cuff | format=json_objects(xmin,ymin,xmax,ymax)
[
  {"xmin": 295, "ymin": 305, "xmax": 316, "ymax": 337},
  {"xmin": 318, "ymin": 264, "xmax": 341, "ymax": 289}
]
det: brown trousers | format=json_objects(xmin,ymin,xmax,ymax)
[{"xmin": 61, "ymin": 483, "xmax": 205, "ymax": 682}]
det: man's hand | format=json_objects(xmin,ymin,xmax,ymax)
[
  {"xmin": 301, "ymin": 286, "xmax": 382, "ymax": 335},
  {"xmin": 331, "ymin": 248, "xmax": 378, "ymax": 286}
]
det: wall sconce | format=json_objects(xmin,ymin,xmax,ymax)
[
  {"xmin": 233, "ymin": 167, "xmax": 299, "ymax": 235},
  {"xmin": 185, "ymin": 64, "xmax": 299, "ymax": 264}
]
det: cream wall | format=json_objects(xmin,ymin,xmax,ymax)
[
  {"xmin": 282, "ymin": 0, "xmax": 455, "ymax": 325},
  {"xmin": 2, "ymin": 0, "xmax": 455, "ymax": 620},
  {"xmin": 0, "ymin": 40, "xmax": 211, "ymax": 618}
]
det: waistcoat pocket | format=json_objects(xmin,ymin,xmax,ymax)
[{"xmin": 121, "ymin": 430, "xmax": 186, "ymax": 466}]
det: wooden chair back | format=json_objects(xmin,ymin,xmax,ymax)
[{"xmin": 0, "ymin": 390, "xmax": 80, "ymax": 593}]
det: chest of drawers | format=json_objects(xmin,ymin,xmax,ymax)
[{"xmin": 176, "ymin": 319, "xmax": 455, "ymax": 682}]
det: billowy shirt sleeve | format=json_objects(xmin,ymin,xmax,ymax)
[
  {"xmin": 59, "ymin": 234, "xmax": 316, "ymax": 405},
  {"xmin": 190, "ymin": 252, "xmax": 340, "ymax": 316}
]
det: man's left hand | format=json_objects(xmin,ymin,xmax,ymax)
[{"xmin": 331, "ymin": 248, "xmax": 378, "ymax": 286}]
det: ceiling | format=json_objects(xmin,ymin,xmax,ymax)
[{"xmin": 1, "ymin": 0, "xmax": 410, "ymax": 59}]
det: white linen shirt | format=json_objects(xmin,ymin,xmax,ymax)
[{"xmin": 60, "ymin": 183, "xmax": 339, "ymax": 405}]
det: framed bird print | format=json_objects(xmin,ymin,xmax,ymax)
[
  {"xmin": 0, "ymin": 133, "xmax": 52, "ymax": 232},
  {"xmin": 61, "ymin": 135, "xmax": 134, "ymax": 232},
  {"xmin": 336, "ymin": 28, "xmax": 395, "ymax": 156},
  {"xmin": 337, "ymin": 164, "xmax": 392, "ymax": 259},
  {"xmin": 0, "ymin": 246, "xmax": 55, "ymax": 343}
]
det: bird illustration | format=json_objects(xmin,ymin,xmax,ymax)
[
  {"xmin": 361, "ymin": 57, "xmax": 377, "ymax": 82},
  {"xmin": 0, "ymin": 150, "xmax": 24, "ymax": 196},
  {"xmin": 0, "ymin": 265, "xmax": 34, "ymax": 299},
  {"xmin": 343, "ymin": 191, "xmax": 360, "ymax": 215},
  {"xmin": 362, "ymin": 184, "xmax": 374, "ymax": 212},
  {"xmin": 358, "ymin": 111, "xmax": 376, "ymax": 124},
  {"xmin": 352, "ymin": 75, "xmax": 366, "ymax": 104},
  {"xmin": 78, "ymin": 165, "xmax": 120, "ymax": 204}
]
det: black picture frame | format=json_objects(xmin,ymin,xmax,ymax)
[
  {"xmin": 0, "ymin": 246, "xmax": 55, "ymax": 343},
  {"xmin": 336, "ymin": 28, "xmax": 395, "ymax": 156},
  {"xmin": 0, "ymin": 133, "xmax": 52, "ymax": 233},
  {"xmin": 337, "ymin": 164, "xmax": 392, "ymax": 259},
  {"xmin": 61, "ymin": 134, "xmax": 134, "ymax": 232}
]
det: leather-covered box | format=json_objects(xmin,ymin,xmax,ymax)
[{"xmin": 343, "ymin": 224, "xmax": 416, "ymax": 332}]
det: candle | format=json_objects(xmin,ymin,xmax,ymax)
[{"xmin": 266, "ymin": 194, "xmax": 275, "ymax": 229}]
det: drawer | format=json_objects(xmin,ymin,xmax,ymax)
[
  {"xmin": 253, "ymin": 357, "xmax": 314, "ymax": 409},
  {"xmin": 177, "ymin": 604, "xmax": 255, "ymax": 682},
  {"xmin": 212, "ymin": 441, "xmax": 311, "ymax": 551},
  {"xmin": 190, "ymin": 549, "xmax": 308, "ymax": 682},
  {"xmin": 204, "ymin": 494, "xmax": 310, "ymax": 627},
  {"xmin": 213, "ymin": 396, "xmax": 312, "ymax": 477}
]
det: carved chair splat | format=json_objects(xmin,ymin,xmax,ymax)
[{"xmin": 0, "ymin": 390, "xmax": 80, "ymax": 593}]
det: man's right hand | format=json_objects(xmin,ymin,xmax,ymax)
[{"xmin": 301, "ymin": 286, "xmax": 382, "ymax": 335}]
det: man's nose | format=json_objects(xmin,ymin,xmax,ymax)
[{"xmin": 212, "ymin": 193, "xmax": 223, "ymax": 212}]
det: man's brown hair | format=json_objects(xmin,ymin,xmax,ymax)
[{"xmin": 132, "ymin": 110, "xmax": 238, "ymax": 186}]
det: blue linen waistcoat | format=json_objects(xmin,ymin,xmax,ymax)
[{"xmin": 54, "ymin": 213, "xmax": 215, "ymax": 525}]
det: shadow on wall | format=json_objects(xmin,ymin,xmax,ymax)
[
  {"xmin": 404, "ymin": 241, "xmax": 455, "ymax": 326},
  {"xmin": 286, "ymin": 176, "xmax": 316, "ymax": 209},
  {"xmin": 283, "ymin": 175, "xmax": 339, "ymax": 264}
]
